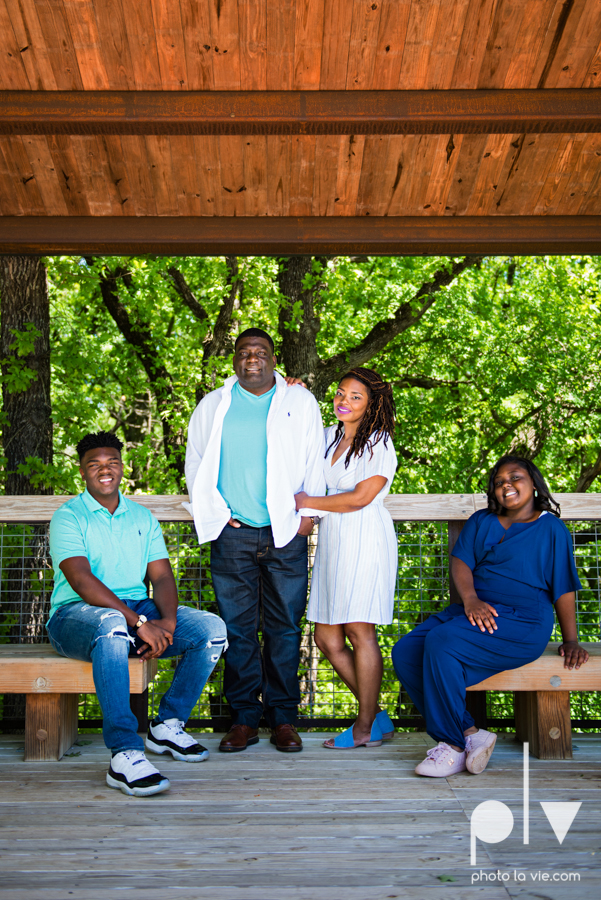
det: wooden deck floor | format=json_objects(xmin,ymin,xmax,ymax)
[{"xmin": 0, "ymin": 730, "xmax": 599, "ymax": 900}]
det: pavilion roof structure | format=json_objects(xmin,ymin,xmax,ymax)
[{"xmin": 1, "ymin": 0, "xmax": 601, "ymax": 255}]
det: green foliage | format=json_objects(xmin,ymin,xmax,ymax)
[
  {"xmin": 2, "ymin": 253, "xmax": 601, "ymax": 728},
  {"xmin": 0, "ymin": 324, "xmax": 43, "ymax": 394},
  {"xmin": 22, "ymin": 254, "xmax": 601, "ymax": 497}
]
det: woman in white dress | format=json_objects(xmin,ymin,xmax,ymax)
[{"xmin": 294, "ymin": 367, "xmax": 398, "ymax": 749}]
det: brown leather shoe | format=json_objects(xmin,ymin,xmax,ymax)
[
  {"xmin": 270, "ymin": 723, "xmax": 303, "ymax": 753},
  {"xmin": 219, "ymin": 724, "xmax": 259, "ymax": 753}
]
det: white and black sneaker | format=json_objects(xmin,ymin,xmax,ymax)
[
  {"xmin": 106, "ymin": 750, "xmax": 170, "ymax": 797},
  {"xmin": 146, "ymin": 718, "xmax": 209, "ymax": 762}
]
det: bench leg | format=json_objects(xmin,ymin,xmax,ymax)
[
  {"xmin": 24, "ymin": 693, "xmax": 79, "ymax": 761},
  {"xmin": 130, "ymin": 688, "xmax": 149, "ymax": 733},
  {"xmin": 465, "ymin": 691, "xmax": 487, "ymax": 730},
  {"xmin": 514, "ymin": 691, "xmax": 572, "ymax": 760}
]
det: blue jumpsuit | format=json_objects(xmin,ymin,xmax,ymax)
[{"xmin": 391, "ymin": 509, "xmax": 581, "ymax": 750}]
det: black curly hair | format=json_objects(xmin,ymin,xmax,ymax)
[
  {"xmin": 76, "ymin": 431, "xmax": 123, "ymax": 462},
  {"xmin": 486, "ymin": 455, "xmax": 561, "ymax": 518},
  {"xmin": 326, "ymin": 367, "xmax": 396, "ymax": 469}
]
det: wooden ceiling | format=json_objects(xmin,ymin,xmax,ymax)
[
  {"xmin": 2, "ymin": 0, "xmax": 600, "ymax": 92},
  {"xmin": 1, "ymin": 0, "xmax": 601, "ymax": 254},
  {"xmin": 2, "ymin": 131, "xmax": 601, "ymax": 219}
]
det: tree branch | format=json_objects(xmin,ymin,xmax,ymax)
[
  {"xmin": 167, "ymin": 267, "xmax": 209, "ymax": 322},
  {"xmin": 203, "ymin": 256, "xmax": 242, "ymax": 360},
  {"xmin": 314, "ymin": 255, "xmax": 483, "ymax": 396},
  {"xmin": 464, "ymin": 404, "xmax": 544, "ymax": 477},
  {"xmin": 575, "ymin": 448, "xmax": 601, "ymax": 492},
  {"xmin": 396, "ymin": 445, "xmax": 432, "ymax": 466},
  {"xmin": 391, "ymin": 375, "xmax": 472, "ymax": 390},
  {"xmin": 90, "ymin": 261, "xmax": 184, "ymax": 483}
]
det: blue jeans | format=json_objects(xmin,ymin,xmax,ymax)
[
  {"xmin": 210, "ymin": 523, "xmax": 308, "ymax": 728},
  {"xmin": 46, "ymin": 599, "xmax": 227, "ymax": 754}
]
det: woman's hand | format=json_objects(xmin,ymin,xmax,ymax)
[
  {"xmin": 558, "ymin": 641, "xmax": 589, "ymax": 670},
  {"xmin": 295, "ymin": 490, "xmax": 309, "ymax": 512},
  {"xmin": 285, "ymin": 376, "xmax": 307, "ymax": 388},
  {"xmin": 463, "ymin": 596, "xmax": 498, "ymax": 634}
]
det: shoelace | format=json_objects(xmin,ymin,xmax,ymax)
[
  {"xmin": 122, "ymin": 750, "xmax": 145, "ymax": 765},
  {"xmin": 117, "ymin": 750, "xmax": 159, "ymax": 777},
  {"xmin": 426, "ymin": 744, "xmax": 452, "ymax": 762},
  {"xmin": 162, "ymin": 720, "xmax": 197, "ymax": 747}
]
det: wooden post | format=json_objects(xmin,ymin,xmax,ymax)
[
  {"xmin": 465, "ymin": 692, "xmax": 488, "ymax": 730},
  {"xmin": 130, "ymin": 688, "xmax": 149, "ymax": 733},
  {"xmin": 24, "ymin": 693, "xmax": 78, "ymax": 761},
  {"xmin": 514, "ymin": 691, "xmax": 572, "ymax": 759}
]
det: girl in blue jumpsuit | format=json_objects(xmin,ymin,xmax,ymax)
[{"xmin": 392, "ymin": 455, "xmax": 589, "ymax": 777}]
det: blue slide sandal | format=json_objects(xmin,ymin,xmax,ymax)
[
  {"xmin": 323, "ymin": 719, "xmax": 383, "ymax": 749},
  {"xmin": 376, "ymin": 709, "xmax": 395, "ymax": 741}
]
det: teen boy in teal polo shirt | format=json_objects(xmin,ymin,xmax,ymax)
[{"xmin": 46, "ymin": 431, "xmax": 227, "ymax": 797}]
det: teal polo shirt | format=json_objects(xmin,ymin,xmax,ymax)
[
  {"xmin": 48, "ymin": 490, "xmax": 169, "ymax": 619},
  {"xmin": 217, "ymin": 381, "xmax": 276, "ymax": 527}
]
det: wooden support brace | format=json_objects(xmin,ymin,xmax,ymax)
[
  {"xmin": 514, "ymin": 691, "xmax": 572, "ymax": 759},
  {"xmin": 24, "ymin": 693, "xmax": 78, "ymax": 761},
  {"xmin": 130, "ymin": 688, "xmax": 149, "ymax": 733},
  {"xmin": 465, "ymin": 691, "xmax": 488, "ymax": 730}
]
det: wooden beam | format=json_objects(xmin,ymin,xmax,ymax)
[
  {"xmin": 1, "ymin": 216, "xmax": 601, "ymax": 256},
  {"xmin": 0, "ymin": 493, "xmax": 600, "ymax": 522},
  {"xmin": 1, "ymin": 90, "xmax": 601, "ymax": 136}
]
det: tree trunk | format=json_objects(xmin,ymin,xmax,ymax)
[
  {"xmin": 0, "ymin": 256, "xmax": 52, "ymax": 495},
  {"xmin": 0, "ymin": 256, "xmax": 53, "ymax": 727},
  {"xmin": 277, "ymin": 257, "xmax": 322, "ymax": 387},
  {"xmin": 575, "ymin": 448, "xmax": 601, "ymax": 492}
]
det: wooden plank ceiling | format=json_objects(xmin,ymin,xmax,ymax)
[{"xmin": 0, "ymin": 0, "xmax": 601, "ymax": 222}]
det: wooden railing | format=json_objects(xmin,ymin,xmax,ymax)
[
  {"xmin": 1, "ymin": 492, "xmax": 600, "ymax": 522},
  {"xmin": 1, "ymin": 493, "xmax": 600, "ymax": 732}
]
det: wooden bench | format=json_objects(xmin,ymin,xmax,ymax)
[
  {"xmin": 0, "ymin": 645, "xmax": 157, "ymax": 761},
  {"xmin": 467, "ymin": 642, "xmax": 601, "ymax": 759}
]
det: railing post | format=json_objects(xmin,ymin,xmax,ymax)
[{"xmin": 448, "ymin": 519, "xmax": 487, "ymax": 730}]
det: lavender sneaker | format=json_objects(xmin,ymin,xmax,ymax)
[
  {"xmin": 415, "ymin": 742, "xmax": 467, "ymax": 777},
  {"xmin": 465, "ymin": 729, "xmax": 497, "ymax": 774}
]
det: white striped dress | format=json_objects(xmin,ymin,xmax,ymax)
[{"xmin": 307, "ymin": 426, "xmax": 398, "ymax": 625}]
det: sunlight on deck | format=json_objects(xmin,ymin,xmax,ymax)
[{"xmin": 0, "ymin": 732, "xmax": 599, "ymax": 899}]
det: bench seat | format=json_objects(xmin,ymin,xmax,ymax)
[
  {"xmin": 0, "ymin": 644, "xmax": 157, "ymax": 761},
  {"xmin": 466, "ymin": 641, "xmax": 601, "ymax": 759}
]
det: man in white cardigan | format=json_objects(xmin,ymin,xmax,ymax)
[{"xmin": 185, "ymin": 328, "xmax": 326, "ymax": 753}]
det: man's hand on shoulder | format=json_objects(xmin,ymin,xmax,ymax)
[
  {"xmin": 136, "ymin": 620, "xmax": 174, "ymax": 660},
  {"xmin": 284, "ymin": 376, "xmax": 307, "ymax": 388}
]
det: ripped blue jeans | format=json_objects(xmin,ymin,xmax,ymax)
[{"xmin": 46, "ymin": 599, "xmax": 227, "ymax": 754}]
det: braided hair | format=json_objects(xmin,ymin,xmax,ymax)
[
  {"xmin": 486, "ymin": 455, "xmax": 561, "ymax": 518},
  {"xmin": 326, "ymin": 367, "xmax": 396, "ymax": 468}
]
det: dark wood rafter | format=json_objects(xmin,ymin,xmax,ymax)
[
  {"xmin": 2, "ymin": 216, "xmax": 601, "ymax": 256},
  {"xmin": 1, "ymin": 90, "xmax": 601, "ymax": 136}
]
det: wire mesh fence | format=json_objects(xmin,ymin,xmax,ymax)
[{"xmin": 0, "ymin": 518, "xmax": 600, "ymax": 731}]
